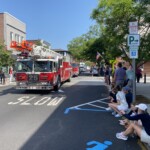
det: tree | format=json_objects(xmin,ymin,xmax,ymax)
[
  {"xmin": 91, "ymin": 0, "xmax": 150, "ymax": 68},
  {"xmin": 0, "ymin": 42, "xmax": 15, "ymax": 69},
  {"xmin": 67, "ymin": 24, "xmax": 101, "ymax": 61}
]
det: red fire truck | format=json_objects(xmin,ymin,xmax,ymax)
[
  {"xmin": 71, "ymin": 63, "xmax": 79, "ymax": 77},
  {"xmin": 10, "ymin": 41, "xmax": 72, "ymax": 91}
]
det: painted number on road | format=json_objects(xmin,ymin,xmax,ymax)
[{"xmin": 8, "ymin": 96, "xmax": 64, "ymax": 106}]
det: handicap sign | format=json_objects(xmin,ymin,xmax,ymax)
[
  {"xmin": 129, "ymin": 49, "xmax": 138, "ymax": 59},
  {"xmin": 86, "ymin": 140, "xmax": 112, "ymax": 150}
]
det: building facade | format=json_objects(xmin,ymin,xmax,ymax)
[{"xmin": 0, "ymin": 12, "xmax": 26, "ymax": 52}]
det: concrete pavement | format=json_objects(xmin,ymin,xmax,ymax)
[
  {"xmin": 0, "ymin": 76, "xmax": 150, "ymax": 149},
  {"xmin": 136, "ymin": 77, "xmax": 150, "ymax": 114}
]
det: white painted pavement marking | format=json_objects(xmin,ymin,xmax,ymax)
[
  {"xmin": 34, "ymin": 97, "xmax": 51, "ymax": 106},
  {"xmin": 8, "ymin": 96, "xmax": 65, "ymax": 106}
]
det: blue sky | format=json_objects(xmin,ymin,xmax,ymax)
[{"xmin": 1, "ymin": 0, "xmax": 98, "ymax": 49}]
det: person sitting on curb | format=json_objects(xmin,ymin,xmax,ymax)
[
  {"xmin": 123, "ymin": 86, "xmax": 133, "ymax": 109},
  {"xmin": 107, "ymin": 85, "xmax": 129, "ymax": 117},
  {"xmin": 119, "ymin": 104, "xmax": 138, "ymax": 127},
  {"xmin": 116, "ymin": 104, "xmax": 150, "ymax": 146},
  {"xmin": 106, "ymin": 84, "xmax": 117, "ymax": 111},
  {"xmin": 109, "ymin": 83, "xmax": 117, "ymax": 103}
]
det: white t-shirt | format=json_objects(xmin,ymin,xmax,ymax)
[{"xmin": 116, "ymin": 91, "xmax": 128, "ymax": 108}]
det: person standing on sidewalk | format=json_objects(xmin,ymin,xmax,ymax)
[
  {"xmin": 113, "ymin": 62, "xmax": 126, "ymax": 88},
  {"xmin": 1, "ymin": 70, "xmax": 5, "ymax": 85},
  {"xmin": 104, "ymin": 65, "xmax": 111, "ymax": 85},
  {"xmin": 0, "ymin": 70, "xmax": 2, "ymax": 84},
  {"xmin": 136, "ymin": 68, "xmax": 142, "ymax": 83},
  {"xmin": 9, "ymin": 66, "xmax": 13, "ymax": 83}
]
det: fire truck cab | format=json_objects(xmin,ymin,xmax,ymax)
[{"xmin": 11, "ymin": 41, "xmax": 72, "ymax": 91}]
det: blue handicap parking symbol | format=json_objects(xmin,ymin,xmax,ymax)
[{"xmin": 86, "ymin": 140, "xmax": 112, "ymax": 150}]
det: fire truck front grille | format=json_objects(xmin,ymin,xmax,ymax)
[{"xmin": 28, "ymin": 74, "xmax": 39, "ymax": 83}]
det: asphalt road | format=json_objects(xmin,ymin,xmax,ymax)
[{"xmin": 0, "ymin": 75, "xmax": 142, "ymax": 150}]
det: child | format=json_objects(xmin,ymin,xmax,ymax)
[{"xmin": 108, "ymin": 85, "xmax": 128, "ymax": 117}]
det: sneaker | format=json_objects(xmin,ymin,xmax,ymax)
[
  {"xmin": 115, "ymin": 114, "xmax": 122, "ymax": 118},
  {"xmin": 112, "ymin": 111, "xmax": 116, "ymax": 115},
  {"xmin": 119, "ymin": 120, "xmax": 125, "ymax": 125},
  {"xmin": 106, "ymin": 107, "xmax": 112, "ymax": 111},
  {"xmin": 116, "ymin": 132, "xmax": 128, "ymax": 140}
]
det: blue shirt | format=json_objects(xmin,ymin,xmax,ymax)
[{"xmin": 115, "ymin": 68, "xmax": 126, "ymax": 82}]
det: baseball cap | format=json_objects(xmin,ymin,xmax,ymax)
[
  {"xmin": 135, "ymin": 103, "xmax": 147, "ymax": 111},
  {"xmin": 122, "ymin": 86, "xmax": 131, "ymax": 92}
]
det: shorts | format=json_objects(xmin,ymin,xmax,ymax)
[
  {"xmin": 115, "ymin": 81, "xmax": 124, "ymax": 88},
  {"xmin": 117, "ymin": 105, "xmax": 128, "ymax": 111},
  {"xmin": 141, "ymin": 129, "xmax": 150, "ymax": 144}
]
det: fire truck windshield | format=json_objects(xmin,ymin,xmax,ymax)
[
  {"xmin": 16, "ymin": 61, "xmax": 33, "ymax": 72},
  {"xmin": 71, "ymin": 63, "xmax": 79, "ymax": 68},
  {"xmin": 34, "ymin": 61, "xmax": 52, "ymax": 72}
]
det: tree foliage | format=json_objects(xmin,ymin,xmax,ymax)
[
  {"xmin": 67, "ymin": 24, "xmax": 101, "ymax": 61},
  {"xmin": 67, "ymin": 0, "xmax": 150, "ymax": 67},
  {"xmin": 92, "ymin": 0, "xmax": 150, "ymax": 67},
  {"xmin": 0, "ymin": 42, "xmax": 15, "ymax": 68}
]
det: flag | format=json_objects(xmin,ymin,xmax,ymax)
[{"xmin": 96, "ymin": 52, "xmax": 101, "ymax": 60}]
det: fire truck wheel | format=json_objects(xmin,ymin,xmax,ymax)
[{"xmin": 53, "ymin": 76, "xmax": 61, "ymax": 91}]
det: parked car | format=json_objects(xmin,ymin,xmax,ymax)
[{"xmin": 92, "ymin": 68, "xmax": 99, "ymax": 76}]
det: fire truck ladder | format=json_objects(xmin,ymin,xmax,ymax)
[
  {"xmin": 10, "ymin": 40, "xmax": 62, "ymax": 59},
  {"xmin": 64, "ymin": 97, "xmax": 109, "ymax": 114}
]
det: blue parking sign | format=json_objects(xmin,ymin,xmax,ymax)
[{"xmin": 129, "ymin": 49, "xmax": 138, "ymax": 58}]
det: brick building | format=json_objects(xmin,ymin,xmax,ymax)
[{"xmin": 0, "ymin": 12, "xmax": 26, "ymax": 53}]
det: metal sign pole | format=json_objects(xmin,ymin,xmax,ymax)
[
  {"xmin": 128, "ymin": 21, "xmax": 139, "ymax": 102},
  {"xmin": 132, "ymin": 59, "xmax": 136, "ymax": 102}
]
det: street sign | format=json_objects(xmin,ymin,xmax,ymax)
[
  {"xmin": 129, "ymin": 22, "xmax": 138, "ymax": 34},
  {"xmin": 128, "ymin": 34, "xmax": 140, "ymax": 46},
  {"xmin": 129, "ymin": 49, "xmax": 138, "ymax": 59},
  {"xmin": 128, "ymin": 22, "xmax": 139, "ymax": 103}
]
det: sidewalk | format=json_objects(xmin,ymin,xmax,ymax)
[
  {"xmin": 130, "ymin": 78, "xmax": 150, "ymax": 150},
  {"xmin": 136, "ymin": 77, "xmax": 150, "ymax": 114},
  {"xmin": 0, "ymin": 78, "xmax": 16, "ymax": 87}
]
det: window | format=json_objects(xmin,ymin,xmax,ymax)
[
  {"xmin": 19, "ymin": 35, "xmax": 21, "ymax": 43},
  {"xmin": 21, "ymin": 36, "xmax": 24, "ymax": 42},
  {"xmin": 16, "ymin": 61, "xmax": 33, "ymax": 72},
  {"xmin": 15, "ymin": 34, "xmax": 19, "ymax": 42},
  {"xmin": 34, "ymin": 61, "xmax": 52, "ymax": 72},
  {"xmin": 10, "ymin": 32, "xmax": 13, "ymax": 41}
]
